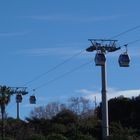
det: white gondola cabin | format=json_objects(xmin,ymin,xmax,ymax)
[
  {"xmin": 94, "ymin": 52, "xmax": 106, "ymax": 66},
  {"xmin": 30, "ymin": 95, "xmax": 36, "ymax": 104},
  {"xmin": 118, "ymin": 53, "xmax": 130, "ymax": 67},
  {"xmin": 16, "ymin": 94, "xmax": 22, "ymax": 103}
]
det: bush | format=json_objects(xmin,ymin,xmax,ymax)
[
  {"xmin": 26, "ymin": 134, "xmax": 46, "ymax": 140},
  {"xmin": 68, "ymin": 134, "xmax": 97, "ymax": 140},
  {"xmin": 47, "ymin": 134, "xmax": 68, "ymax": 140},
  {"xmin": 0, "ymin": 138, "xmax": 14, "ymax": 140},
  {"xmin": 108, "ymin": 135, "xmax": 140, "ymax": 140},
  {"xmin": 109, "ymin": 122, "xmax": 139, "ymax": 140}
]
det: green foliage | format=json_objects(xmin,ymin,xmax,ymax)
[
  {"xmin": 52, "ymin": 109, "xmax": 78, "ymax": 124},
  {"xmin": 109, "ymin": 122, "xmax": 139, "ymax": 140},
  {"xmin": 3, "ymin": 118, "xmax": 32, "ymax": 140},
  {"xmin": 26, "ymin": 134, "xmax": 46, "ymax": 140},
  {"xmin": 69, "ymin": 134, "xmax": 97, "ymax": 140},
  {"xmin": 46, "ymin": 134, "xmax": 68, "ymax": 140},
  {"xmin": 108, "ymin": 96, "xmax": 132, "ymax": 126},
  {"xmin": 2, "ymin": 96, "xmax": 140, "ymax": 140},
  {"xmin": 96, "ymin": 95, "xmax": 140, "ymax": 136},
  {"xmin": 0, "ymin": 86, "xmax": 12, "ymax": 105},
  {"xmin": 78, "ymin": 117, "xmax": 101, "ymax": 138},
  {"xmin": 0, "ymin": 137, "xmax": 14, "ymax": 140},
  {"xmin": 108, "ymin": 135, "xmax": 140, "ymax": 140},
  {"xmin": 50, "ymin": 123, "xmax": 67, "ymax": 134}
]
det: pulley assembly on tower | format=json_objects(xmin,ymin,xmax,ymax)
[{"xmin": 86, "ymin": 39, "xmax": 130, "ymax": 67}]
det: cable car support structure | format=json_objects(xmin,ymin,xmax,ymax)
[{"xmin": 86, "ymin": 39, "xmax": 130, "ymax": 140}]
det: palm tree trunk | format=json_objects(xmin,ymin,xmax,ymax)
[{"xmin": 1, "ymin": 104, "xmax": 5, "ymax": 140}]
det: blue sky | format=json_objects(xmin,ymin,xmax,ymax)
[{"xmin": 0, "ymin": 0, "xmax": 140, "ymax": 119}]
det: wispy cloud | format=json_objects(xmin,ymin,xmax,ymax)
[
  {"xmin": 21, "ymin": 88, "xmax": 140, "ymax": 108},
  {"xmin": 76, "ymin": 88, "xmax": 140, "ymax": 102},
  {"xmin": 25, "ymin": 14, "xmax": 124, "ymax": 22},
  {"xmin": 15, "ymin": 47, "xmax": 85, "ymax": 57},
  {"xmin": 0, "ymin": 31, "xmax": 29, "ymax": 37}
]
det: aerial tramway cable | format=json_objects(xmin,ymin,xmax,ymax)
[
  {"xmin": 23, "ymin": 24, "xmax": 140, "ymax": 91},
  {"xmin": 23, "ymin": 49, "xmax": 85, "ymax": 86},
  {"xmin": 110, "ymin": 24, "xmax": 140, "ymax": 39},
  {"xmin": 31, "ymin": 60, "xmax": 92, "ymax": 91}
]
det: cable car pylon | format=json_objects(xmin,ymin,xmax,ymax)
[
  {"xmin": 86, "ymin": 39, "xmax": 130, "ymax": 140},
  {"xmin": 11, "ymin": 87, "xmax": 28, "ymax": 120}
]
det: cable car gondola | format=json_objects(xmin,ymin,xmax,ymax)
[
  {"xmin": 94, "ymin": 52, "xmax": 106, "ymax": 66},
  {"xmin": 118, "ymin": 53, "xmax": 130, "ymax": 67},
  {"xmin": 16, "ymin": 94, "xmax": 22, "ymax": 103},
  {"xmin": 29, "ymin": 95, "xmax": 36, "ymax": 104}
]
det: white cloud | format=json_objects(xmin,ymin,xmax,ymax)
[
  {"xmin": 76, "ymin": 89, "xmax": 101, "ymax": 102},
  {"xmin": 0, "ymin": 31, "xmax": 29, "ymax": 37},
  {"xmin": 26, "ymin": 14, "xmax": 124, "ymax": 22},
  {"xmin": 15, "ymin": 47, "xmax": 85, "ymax": 57},
  {"xmin": 21, "ymin": 88, "xmax": 140, "ymax": 108},
  {"xmin": 76, "ymin": 88, "xmax": 140, "ymax": 103}
]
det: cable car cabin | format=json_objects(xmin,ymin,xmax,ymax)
[
  {"xmin": 94, "ymin": 53, "xmax": 106, "ymax": 66},
  {"xmin": 16, "ymin": 94, "xmax": 22, "ymax": 103},
  {"xmin": 30, "ymin": 95, "xmax": 36, "ymax": 104},
  {"xmin": 118, "ymin": 53, "xmax": 130, "ymax": 67}
]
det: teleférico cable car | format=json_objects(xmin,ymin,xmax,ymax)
[
  {"xmin": 29, "ymin": 95, "xmax": 36, "ymax": 104},
  {"xmin": 118, "ymin": 53, "xmax": 130, "ymax": 67},
  {"xmin": 94, "ymin": 52, "xmax": 106, "ymax": 66},
  {"xmin": 16, "ymin": 94, "xmax": 22, "ymax": 103}
]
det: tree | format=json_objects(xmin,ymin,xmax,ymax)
[
  {"xmin": 68, "ymin": 97, "xmax": 94, "ymax": 117},
  {"xmin": 96, "ymin": 95, "xmax": 140, "ymax": 138},
  {"xmin": 0, "ymin": 86, "xmax": 13, "ymax": 139},
  {"xmin": 68, "ymin": 97, "xmax": 80, "ymax": 114},
  {"xmin": 30, "ymin": 97, "xmax": 95, "ymax": 120},
  {"xmin": 52, "ymin": 109, "xmax": 78, "ymax": 125},
  {"xmin": 3, "ymin": 117, "xmax": 32, "ymax": 140},
  {"xmin": 109, "ymin": 122, "xmax": 139, "ymax": 140},
  {"xmin": 30, "ymin": 102, "xmax": 67, "ymax": 119}
]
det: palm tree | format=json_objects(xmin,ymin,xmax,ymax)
[{"xmin": 0, "ymin": 85, "xmax": 12, "ymax": 139}]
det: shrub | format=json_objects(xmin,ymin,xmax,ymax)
[
  {"xmin": 0, "ymin": 138, "xmax": 14, "ymax": 140},
  {"xmin": 26, "ymin": 134, "xmax": 46, "ymax": 140},
  {"xmin": 108, "ymin": 135, "xmax": 140, "ymax": 140},
  {"xmin": 68, "ymin": 134, "xmax": 97, "ymax": 140},
  {"xmin": 47, "ymin": 134, "xmax": 68, "ymax": 140}
]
